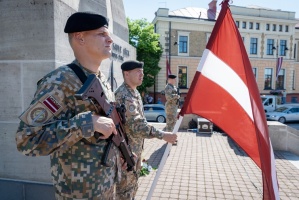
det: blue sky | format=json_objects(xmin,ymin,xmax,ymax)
[{"xmin": 123, "ymin": 0, "xmax": 299, "ymax": 21}]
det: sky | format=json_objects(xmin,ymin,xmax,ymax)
[{"xmin": 123, "ymin": 0, "xmax": 299, "ymax": 21}]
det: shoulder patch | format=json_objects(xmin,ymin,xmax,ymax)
[
  {"xmin": 19, "ymin": 94, "xmax": 64, "ymax": 126},
  {"xmin": 128, "ymin": 103, "xmax": 136, "ymax": 112},
  {"xmin": 20, "ymin": 102, "xmax": 51, "ymax": 125},
  {"xmin": 29, "ymin": 106, "xmax": 49, "ymax": 124}
]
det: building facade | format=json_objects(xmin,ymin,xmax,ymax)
[{"xmin": 151, "ymin": 5, "xmax": 299, "ymax": 105}]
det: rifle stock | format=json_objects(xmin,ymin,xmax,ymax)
[{"xmin": 75, "ymin": 74, "xmax": 135, "ymax": 170}]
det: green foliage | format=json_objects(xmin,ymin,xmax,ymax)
[
  {"xmin": 139, "ymin": 159, "xmax": 157, "ymax": 176},
  {"xmin": 140, "ymin": 167, "xmax": 150, "ymax": 176},
  {"xmin": 127, "ymin": 18, "xmax": 163, "ymax": 94}
]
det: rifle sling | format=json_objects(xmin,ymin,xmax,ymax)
[
  {"xmin": 67, "ymin": 63, "xmax": 88, "ymax": 84},
  {"xmin": 67, "ymin": 63, "xmax": 103, "ymax": 141}
]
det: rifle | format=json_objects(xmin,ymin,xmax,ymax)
[{"xmin": 75, "ymin": 74, "xmax": 135, "ymax": 171}]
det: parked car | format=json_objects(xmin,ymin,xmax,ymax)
[
  {"xmin": 144, "ymin": 104, "xmax": 166, "ymax": 123},
  {"xmin": 266, "ymin": 104, "xmax": 299, "ymax": 123}
]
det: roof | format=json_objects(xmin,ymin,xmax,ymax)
[{"xmin": 169, "ymin": 7, "xmax": 219, "ymax": 20}]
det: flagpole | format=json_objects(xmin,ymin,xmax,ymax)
[{"xmin": 146, "ymin": 115, "xmax": 183, "ymax": 200}]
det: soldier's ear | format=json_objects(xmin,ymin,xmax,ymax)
[
  {"xmin": 73, "ymin": 32, "xmax": 85, "ymax": 44},
  {"xmin": 124, "ymin": 71, "xmax": 129, "ymax": 77}
]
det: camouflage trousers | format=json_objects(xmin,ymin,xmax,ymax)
[
  {"xmin": 116, "ymin": 157, "xmax": 141, "ymax": 200},
  {"xmin": 55, "ymin": 184, "xmax": 116, "ymax": 200},
  {"xmin": 165, "ymin": 105, "xmax": 178, "ymax": 132}
]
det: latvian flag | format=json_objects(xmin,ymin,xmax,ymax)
[
  {"xmin": 43, "ymin": 96, "xmax": 61, "ymax": 114},
  {"xmin": 179, "ymin": 0, "xmax": 279, "ymax": 199}
]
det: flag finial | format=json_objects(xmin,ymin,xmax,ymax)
[{"xmin": 220, "ymin": 0, "xmax": 231, "ymax": 6}]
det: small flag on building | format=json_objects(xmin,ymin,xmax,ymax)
[
  {"xmin": 276, "ymin": 57, "xmax": 283, "ymax": 80},
  {"xmin": 166, "ymin": 55, "xmax": 172, "ymax": 78},
  {"xmin": 207, "ymin": 0, "xmax": 217, "ymax": 20}
]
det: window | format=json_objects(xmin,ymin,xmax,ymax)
[
  {"xmin": 266, "ymin": 24, "xmax": 270, "ymax": 31},
  {"xmin": 273, "ymin": 24, "xmax": 276, "ymax": 31},
  {"xmin": 250, "ymin": 38, "xmax": 258, "ymax": 55},
  {"xmin": 264, "ymin": 98, "xmax": 273, "ymax": 106},
  {"xmin": 289, "ymin": 108, "xmax": 299, "ymax": 113},
  {"xmin": 249, "ymin": 22, "xmax": 253, "ymax": 29},
  {"xmin": 153, "ymin": 107, "xmax": 164, "ymax": 111},
  {"xmin": 285, "ymin": 25, "xmax": 289, "ymax": 32},
  {"xmin": 264, "ymin": 68, "xmax": 273, "ymax": 90},
  {"xmin": 144, "ymin": 107, "xmax": 149, "ymax": 111},
  {"xmin": 178, "ymin": 66, "xmax": 187, "ymax": 89},
  {"xmin": 178, "ymin": 31, "xmax": 190, "ymax": 55},
  {"xmin": 279, "ymin": 40, "xmax": 287, "ymax": 56},
  {"xmin": 242, "ymin": 21, "xmax": 246, "ymax": 29},
  {"xmin": 179, "ymin": 36, "xmax": 188, "ymax": 53},
  {"xmin": 279, "ymin": 25, "xmax": 283, "ymax": 32},
  {"xmin": 236, "ymin": 21, "xmax": 239, "ymax": 28},
  {"xmin": 253, "ymin": 67, "xmax": 257, "ymax": 79},
  {"xmin": 276, "ymin": 69, "xmax": 285, "ymax": 90},
  {"xmin": 256, "ymin": 23, "xmax": 260, "ymax": 30},
  {"xmin": 267, "ymin": 39, "xmax": 275, "ymax": 55}
]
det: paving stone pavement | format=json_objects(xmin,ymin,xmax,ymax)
[{"xmin": 135, "ymin": 123, "xmax": 299, "ymax": 200}]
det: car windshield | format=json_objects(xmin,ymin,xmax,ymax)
[{"xmin": 274, "ymin": 107, "xmax": 289, "ymax": 112}]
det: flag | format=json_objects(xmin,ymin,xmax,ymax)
[
  {"xmin": 179, "ymin": 1, "xmax": 279, "ymax": 199},
  {"xmin": 207, "ymin": 0, "xmax": 217, "ymax": 20},
  {"xmin": 166, "ymin": 55, "xmax": 172, "ymax": 78},
  {"xmin": 276, "ymin": 57, "xmax": 283, "ymax": 80}
]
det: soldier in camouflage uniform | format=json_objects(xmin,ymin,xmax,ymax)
[
  {"xmin": 15, "ymin": 12, "xmax": 122, "ymax": 200},
  {"xmin": 114, "ymin": 60, "xmax": 178, "ymax": 200},
  {"xmin": 165, "ymin": 74, "xmax": 180, "ymax": 132}
]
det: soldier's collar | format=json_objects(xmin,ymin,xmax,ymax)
[
  {"xmin": 124, "ymin": 83, "xmax": 138, "ymax": 97},
  {"xmin": 74, "ymin": 60, "xmax": 101, "ymax": 77}
]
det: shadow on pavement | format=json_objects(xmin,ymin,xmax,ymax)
[{"xmin": 146, "ymin": 143, "xmax": 167, "ymax": 168}]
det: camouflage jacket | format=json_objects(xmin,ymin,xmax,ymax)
[
  {"xmin": 165, "ymin": 83, "xmax": 180, "ymax": 106},
  {"xmin": 16, "ymin": 60, "xmax": 121, "ymax": 199},
  {"xmin": 114, "ymin": 83, "xmax": 164, "ymax": 156}
]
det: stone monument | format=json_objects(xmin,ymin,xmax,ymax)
[{"xmin": 0, "ymin": 0, "xmax": 135, "ymax": 199}]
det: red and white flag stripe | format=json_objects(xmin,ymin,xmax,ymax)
[
  {"xmin": 43, "ymin": 96, "xmax": 61, "ymax": 114},
  {"xmin": 199, "ymin": 49, "xmax": 253, "ymax": 119}
]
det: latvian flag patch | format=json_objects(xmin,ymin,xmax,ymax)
[{"xmin": 42, "ymin": 95, "xmax": 61, "ymax": 114}]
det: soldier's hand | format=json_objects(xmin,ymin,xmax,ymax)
[
  {"xmin": 120, "ymin": 152, "xmax": 137, "ymax": 171},
  {"xmin": 162, "ymin": 133, "xmax": 177, "ymax": 144},
  {"xmin": 120, "ymin": 157, "xmax": 127, "ymax": 170},
  {"xmin": 92, "ymin": 115, "xmax": 117, "ymax": 139}
]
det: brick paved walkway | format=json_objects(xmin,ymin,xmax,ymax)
[{"xmin": 135, "ymin": 126, "xmax": 299, "ymax": 200}]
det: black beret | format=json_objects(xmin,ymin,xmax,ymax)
[
  {"xmin": 168, "ymin": 74, "xmax": 177, "ymax": 79},
  {"xmin": 64, "ymin": 12, "xmax": 109, "ymax": 33},
  {"xmin": 121, "ymin": 60, "xmax": 144, "ymax": 71}
]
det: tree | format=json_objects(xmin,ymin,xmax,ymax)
[{"xmin": 127, "ymin": 18, "xmax": 163, "ymax": 96}]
